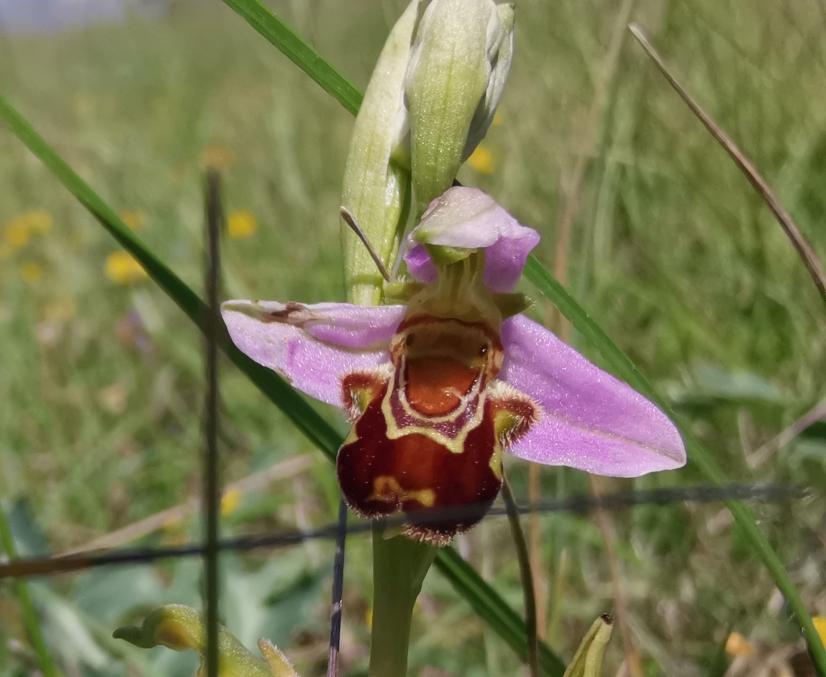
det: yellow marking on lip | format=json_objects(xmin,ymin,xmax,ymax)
[{"xmin": 367, "ymin": 476, "xmax": 436, "ymax": 508}]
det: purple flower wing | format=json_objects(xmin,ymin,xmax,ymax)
[
  {"xmin": 404, "ymin": 187, "xmax": 539, "ymax": 292},
  {"xmin": 222, "ymin": 300, "xmax": 404, "ymax": 408},
  {"xmin": 500, "ymin": 314, "xmax": 686, "ymax": 477}
]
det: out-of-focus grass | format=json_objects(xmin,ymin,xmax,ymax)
[{"xmin": 1, "ymin": 1, "xmax": 824, "ymax": 675}]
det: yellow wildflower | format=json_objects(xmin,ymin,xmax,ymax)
[
  {"xmin": 120, "ymin": 210, "xmax": 145, "ymax": 231},
  {"xmin": 201, "ymin": 145, "xmax": 235, "ymax": 171},
  {"xmin": 105, "ymin": 251, "xmax": 148, "ymax": 285},
  {"xmin": 3, "ymin": 217, "xmax": 30, "ymax": 249},
  {"xmin": 228, "ymin": 210, "xmax": 257, "ymax": 239},
  {"xmin": 724, "ymin": 631, "xmax": 754, "ymax": 657},
  {"xmin": 220, "ymin": 488, "xmax": 243, "ymax": 516},
  {"xmin": 467, "ymin": 144, "xmax": 495, "ymax": 175},
  {"xmin": 492, "ymin": 111, "xmax": 504, "ymax": 127},
  {"xmin": 20, "ymin": 261, "xmax": 44, "ymax": 283},
  {"xmin": 25, "ymin": 210, "xmax": 53, "ymax": 234}
]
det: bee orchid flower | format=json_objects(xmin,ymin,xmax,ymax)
[{"xmin": 222, "ymin": 187, "xmax": 685, "ymax": 544}]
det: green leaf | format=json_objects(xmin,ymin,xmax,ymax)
[{"xmin": 221, "ymin": 0, "xmax": 361, "ymax": 116}]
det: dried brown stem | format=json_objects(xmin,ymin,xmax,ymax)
[
  {"xmin": 62, "ymin": 454, "xmax": 313, "ymax": 555},
  {"xmin": 629, "ymin": 23, "xmax": 826, "ymax": 305},
  {"xmin": 748, "ymin": 398, "xmax": 826, "ymax": 469}
]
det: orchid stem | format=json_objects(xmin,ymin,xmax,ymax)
[
  {"xmin": 369, "ymin": 528, "xmax": 437, "ymax": 677},
  {"xmin": 501, "ymin": 476, "xmax": 539, "ymax": 677}
]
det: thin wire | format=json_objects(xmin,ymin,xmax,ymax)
[
  {"xmin": 0, "ymin": 484, "xmax": 805, "ymax": 581},
  {"xmin": 203, "ymin": 170, "xmax": 223, "ymax": 677},
  {"xmin": 327, "ymin": 499, "xmax": 347, "ymax": 677}
]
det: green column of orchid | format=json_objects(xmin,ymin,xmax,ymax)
[{"xmin": 340, "ymin": 2, "xmax": 514, "ymax": 676}]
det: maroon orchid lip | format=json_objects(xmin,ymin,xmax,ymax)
[{"xmin": 221, "ymin": 187, "xmax": 686, "ymax": 543}]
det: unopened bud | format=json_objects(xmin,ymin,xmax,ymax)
[{"xmin": 406, "ymin": 0, "xmax": 515, "ymax": 211}]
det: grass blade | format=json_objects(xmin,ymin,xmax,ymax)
[
  {"xmin": 221, "ymin": 0, "xmax": 361, "ymax": 115},
  {"xmin": 628, "ymin": 23, "xmax": 826, "ymax": 305},
  {"xmin": 523, "ymin": 255, "xmax": 826, "ymax": 672},
  {"xmin": 0, "ymin": 94, "xmax": 564, "ymax": 673},
  {"xmin": 0, "ymin": 506, "xmax": 59, "ymax": 677}
]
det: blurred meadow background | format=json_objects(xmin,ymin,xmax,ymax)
[{"xmin": 1, "ymin": 0, "xmax": 825, "ymax": 675}]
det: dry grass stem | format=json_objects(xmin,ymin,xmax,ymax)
[{"xmin": 629, "ymin": 22, "xmax": 826, "ymax": 305}]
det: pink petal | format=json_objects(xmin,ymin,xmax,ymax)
[
  {"xmin": 500, "ymin": 314, "xmax": 686, "ymax": 477},
  {"xmin": 404, "ymin": 186, "xmax": 539, "ymax": 292},
  {"xmin": 222, "ymin": 300, "xmax": 405, "ymax": 408}
]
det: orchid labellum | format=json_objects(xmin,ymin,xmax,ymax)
[{"xmin": 222, "ymin": 187, "xmax": 685, "ymax": 544}]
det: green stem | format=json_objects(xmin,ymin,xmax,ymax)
[
  {"xmin": 0, "ymin": 504, "xmax": 60, "ymax": 677},
  {"xmin": 501, "ymin": 477, "xmax": 539, "ymax": 677},
  {"xmin": 369, "ymin": 528, "xmax": 437, "ymax": 677}
]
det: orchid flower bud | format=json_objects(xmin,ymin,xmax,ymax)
[
  {"xmin": 406, "ymin": 0, "xmax": 515, "ymax": 211},
  {"xmin": 341, "ymin": 0, "xmax": 514, "ymax": 305},
  {"xmin": 113, "ymin": 604, "xmax": 298, "ymax": 677},
  {"xmin": 563, "ymin": 614, "xmax": 614, "ymax": 677}
]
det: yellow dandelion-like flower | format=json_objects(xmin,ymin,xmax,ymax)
[
  {"xmin": 20, "ymin": 261, "xmax": 44, "ymax": 284},
  {"xmin": 724, "ymin": 631, "xmax": 754, "ymax": 657},
  {"xmin": 228, "ymin": 210, "xmax": 257, "ymax": 239},
  {"xmin": 220, "ymin": 488, "xmax": 243, "ymax": 516},
  {"xmin": 24, "ymin": 210, "xmax": 53, "ymax": 234},
  {"xmin": 3, "ymin": 217, "xmax": 31, "ymax": 249},
  {"xmin": 120, "ymin": 210, "xmax": 145, "ymax": 231},
  {"xmin": 105, "ymin": 251, "xmax": 148, "ymax": 285},
  {"xmin": 492, "ymin": 112, "xmax": 504, "ymax": 127},
  {"xmin": 201, "ymin": 145, "xmax": 235, "ymax": 171},
  {"xmin": 467, "ymin": 144, "xmax": 495, "ymax": 175}
]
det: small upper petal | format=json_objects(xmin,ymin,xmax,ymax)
[
  {"xmin": 222, "ymin": 300, "xmax": 405, "ymax": 408},
  {"xmin": 404, "ymin": 186, "xmax": 539, "ymax": 292},
  {"xmin": 500, "ymin": 314, "xmax": 686, "ymax": 477}
]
